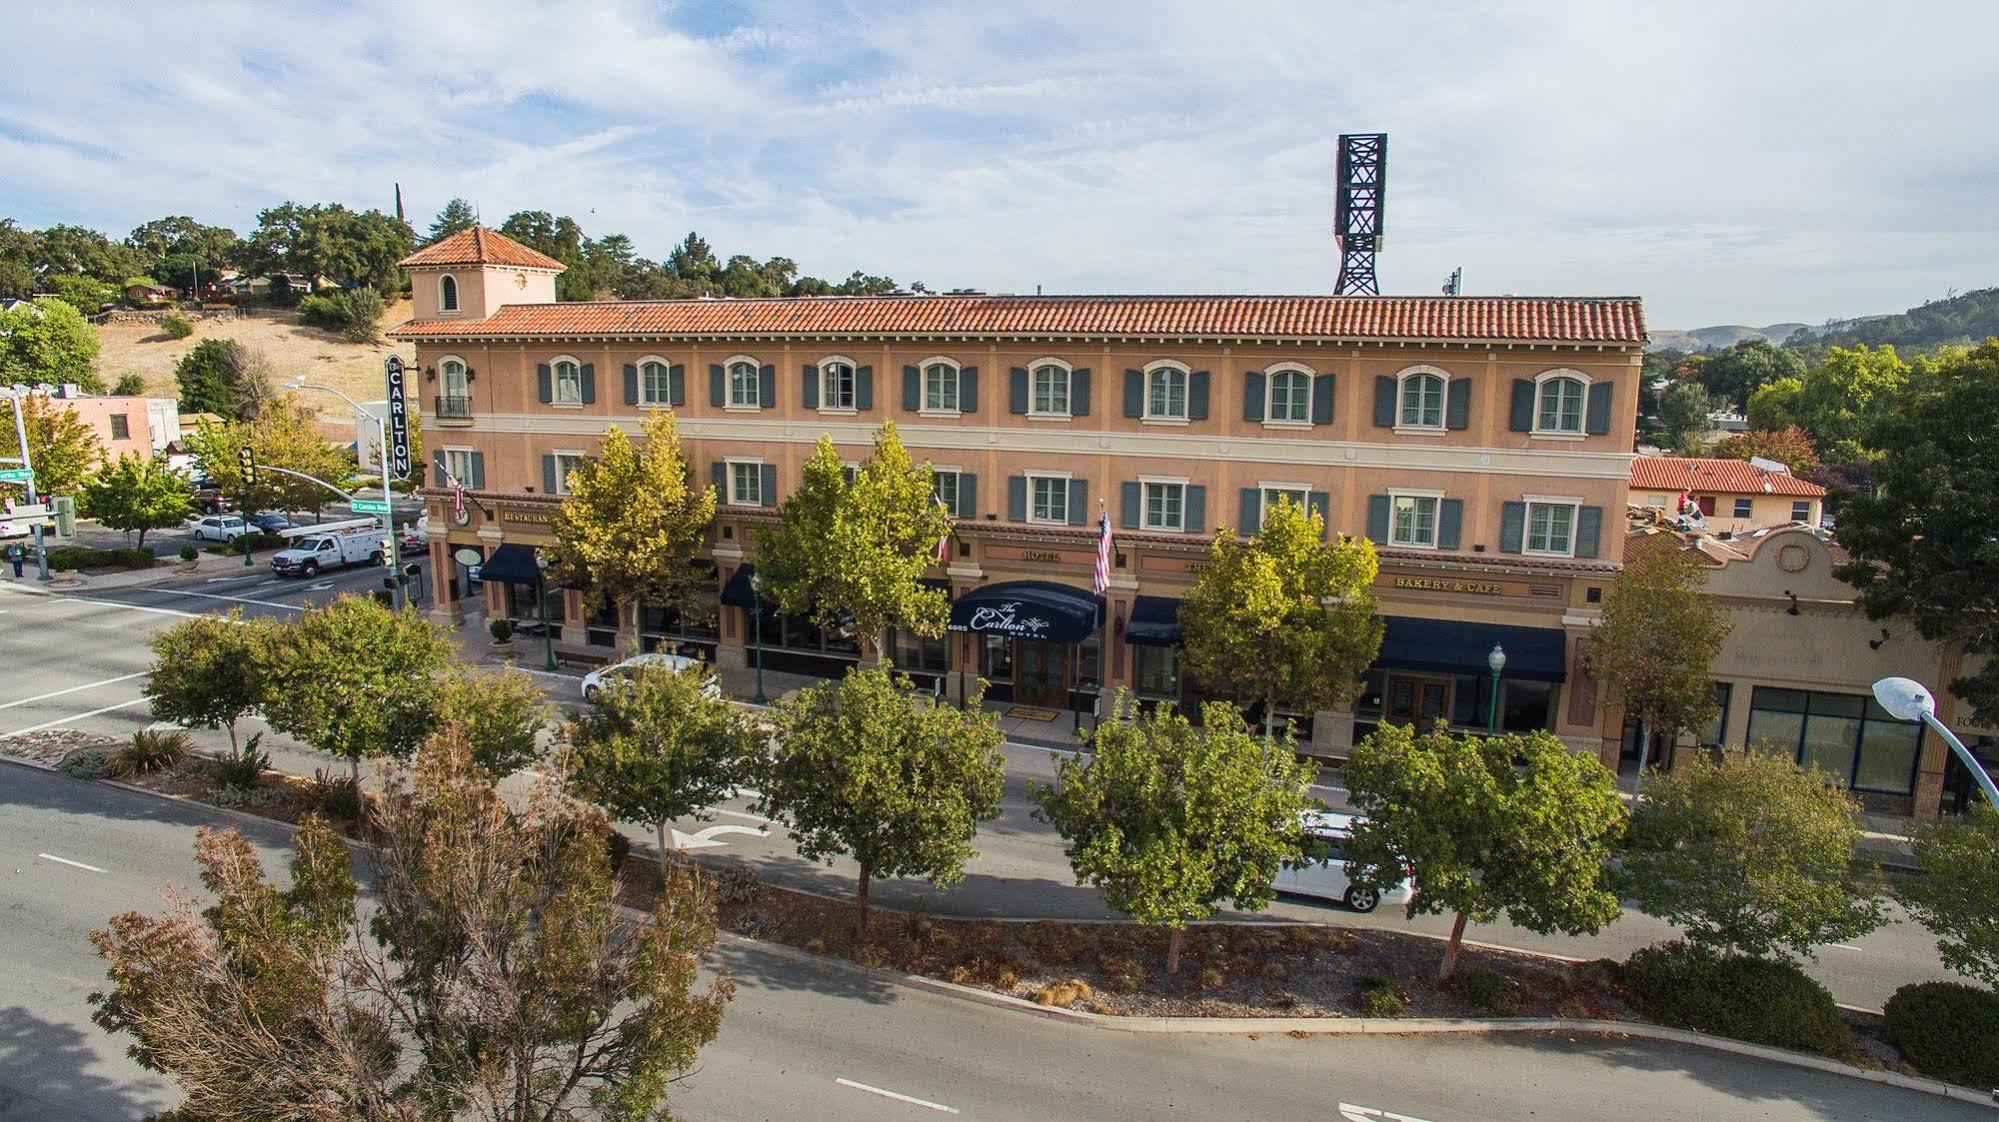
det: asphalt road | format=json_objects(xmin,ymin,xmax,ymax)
[
  {"xmin": 0, "ymin": 759, "xmax": 1979, "ymax": 1122},
  {"xmin": 0, "ymin": 570, "xmax": 1968, "ymax": 1013}
]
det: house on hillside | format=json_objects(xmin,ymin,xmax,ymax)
[
  {"xmin": 1629, "ymin": 455, "xmax": 1825, "ymax": 535},
  {"xmin": 123, "ymin": 283, "xmax": 180, "ymax": 305}
]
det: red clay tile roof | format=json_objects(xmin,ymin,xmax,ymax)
[
  {"xmin": 389, "ymin": 293, "xmax": 1645, "ymax": 345},
  {"xmin": 397, "ymin": 226, "xmax": 567, "ymax": 271},
  {"xmin": 1629, "ymin": 456, "xmax": 1825, "ymax": 498}
]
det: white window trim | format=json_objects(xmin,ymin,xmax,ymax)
[
  {"xmin": 724, "ymin": 458, "xmax": 765, "ymax": 507},
  {"xmin": 634, "ymin": 353, "xmax": 674, "ymax": 408},
  {"xmin": 818, "ymin": 354, "xmax": 859, "ymax": 413},
  {"xmin": 1028, "ymin": 357, "xmax": 1074, "ymax": 419},
  {"xmin": 1140, "ymin": 477, "xmax": 1190, "ymax": 533},
  {"xmin": 1263, "ymin": 362, "xmax": 1315, "ymax": 426},
  {"xmin": 438, "ymin": 274, "xmax": 460, "ymax": 315},
  {"xmin": 550, "ymin": 449, "xmax": 587, "ymax": 496},
  {"xmin": 1392, "ymin": 366, "xmax": 1449, "ymax": 435},
  {"xmin": 1530, "ymin": 368, "xmax": 1591, "ymax": 439},
  {"xmin": 1258, "ymin": 483, "xmax": 1312, "ymax": 519},
  {"xmin": 1024, "ymin": 470, "xmax": 1074, "ymax": 526},
  {"xmin": 918, "ymin": 355, "xmax": 963, "ymax": 418},
  {"xmin": 725, "ymin": 354, "xmax": 762, "ymax": 410},
  {"xmin": 440, "ymin": 444, "xmax": 477, "ymax": 482},
  {"xmin": 549, "ymin": 354, "xmax": 585, "ymax": 409},
  {"xmin": 1522, "ymin": 498, "xmax": 1581, "ymax": 558},
  {"xmin": 932, "ymin": 467, "xmax": 962, "ymax": 511},
  {"xmin": 1386, "ymin": 489, "xmax": 1444, "ymax": 550},
  {"xmin": 438, "ymin": 355, "xmax": 470, "ymax": 396},
  {"xmin": 1142, "ymin": 358, "xmax": 1191, "ymax": 424}
]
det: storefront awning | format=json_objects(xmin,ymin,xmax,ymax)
[
  {"xmin": 1376, "ymin": 617, "xmax": 1568, "ymax": 682},
  {"xmin": 1125, "ymin": 596, "xmax": 1183, "ymax": 647},
  {"xmin": 479, "ymin": 543, "xmax": 543, "ymax": 586},
  {"xmin": 720, "ymin": 563, "xmax": 757, "ymax": 608},
  {"xmin": 948, "ymin": 580, "xmax": 1103, "ymax": 644}
]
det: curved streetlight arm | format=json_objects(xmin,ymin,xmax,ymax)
[
  {"xmin": 1921, "ymin": 711, "xmax": 1999, "ymax": 811},
  {"xmin": 255, "ymin": 464, "xmax": 356, "ymax": 505}
]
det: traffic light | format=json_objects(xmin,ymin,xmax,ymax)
[
  {"xmin": 239, "ymin": 446, "xmax": 257, "ymax": 488},
  {"xmin": 51, "ymin": 496, "xmax": 75, "ymax": 537}
]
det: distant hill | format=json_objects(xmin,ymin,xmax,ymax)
[
  {"xmin": 1653, "ymin": 287, "xmax": 1999, "ymax": 354},
  {"xmin": 1648, "ymin": 323, "xmax": 1810, "ymax": 353}
]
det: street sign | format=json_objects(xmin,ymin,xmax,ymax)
[
  {"xmin": 351, "ymin": 498, "xmax": 392, "ymax": 514},
  {"xmin": 384, "ymin": 356, "xmax": 412, "ymax": 480},
  {"xmin": 0, "ymin": 467, "xmax": 33, "ymax": 484}
]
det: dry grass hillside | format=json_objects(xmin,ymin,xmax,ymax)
[{"xmin": 96, "ymin": 298, "xmax": 416, "ymax": 430}]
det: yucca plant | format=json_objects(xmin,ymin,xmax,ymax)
[{"xmin": 109, "ymin": 729, "xmax": 195, "ymax": 778}]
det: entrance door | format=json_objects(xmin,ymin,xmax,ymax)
[
  {"xmin": 1384, "ymin": 674, "xmax": 1450, "ymax": 732},
  {"xmin": 1016, "ymin": 640, "xmax": 1070, "ymax": 707}
]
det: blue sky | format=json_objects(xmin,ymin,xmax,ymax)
[{"xmin": 3, "ymin": 0, "xmax": 1995, "ymax": 327}]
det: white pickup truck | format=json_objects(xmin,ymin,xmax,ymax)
[{"xmin": 269, "ymin": 529, "xmax": 383, "ymax": 577}]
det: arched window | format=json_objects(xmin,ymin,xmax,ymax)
[
  {"xmin": 439, "ymin": 274, "xmax": 459, "ymax": 313},
  {"xmin": 552, "ymin": 357, "xmax": 583, "ymax": 405},
  {"xmin": 1398, "ymin": 371, "xmax": 1446, "ymax": 429},
  {"xmin": 1268, "ymin": 367, "xmax": 1311, "ymax": 423},
  {"xmin": 1031, "ymin": 359, "xmax": 1071, "ymax": 416},
  {"xmin": 1146, "ymin": 364, "xmax": 1188, "ymax": 420},
  {"xmin": 727, "ymin": 359, "xmax": 760, "ymax": 407},
  {"xmin": 440, "ymin": 357, "xmax": 468, "ymax": 398},
  {"xmin": 639, "ymin": 358, "xmax": 671, "ymax": 406},
  {"xmin": 1536, "ymin": 374, "xmax": 1586, "ymax": 433},
  {"xmin": 923, "ymin": 358, "xmax": 960, "ymax": 413},
  {"xmin": 821, "ymin": 358, "xmax": 857, "ymax": 410}
]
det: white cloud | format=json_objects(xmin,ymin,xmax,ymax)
[{"xmin": 2, "ymin": 0, "xmax": 1995, "ymax": 326}]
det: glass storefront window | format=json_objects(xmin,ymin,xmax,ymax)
[
  {"xmin": 891, "ymin": 628, "xmax": 950, "ymax": 673},
  {"xmin": 1135, "ymin": 645, "xmax": 1180, "ymax": 698},
  {"xmin": 1499, "ymin": 680, "xmax": 1553, "ymax": 732},
  {"xmin": 1698, "ymin": 682, "xmax": 1732, "ymax": 747},
  {"xmin": 1747, "ymin": 687, "xmax": 1923, "ymax": 794},
  {"xmin": 982, "ymin": 635, "xmax": 1013, "ymax": 682},
  {"xmin": 1076, "ymin": 633, "xmax": 1101, "ymax": 692}
]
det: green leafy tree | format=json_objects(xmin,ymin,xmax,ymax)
[
  {"xmin": 31, "ymin": 223, "xmax": 149, "ymax": 284},
  {"xmin": 568, "ymin": 665, "xmax": 759, "ymax": 876},
  {"xmin": 110, "ymin": 372, "xmax": 146, "ymax": 396},
  {"xmin": 187, "ymin": 397, "xmax": 349, "ymax": 517},
  {"xmin": 1836, "ymin": 342, "xmax": 1999, "ymax": 725},
  {"xmin": 5, "ymin": 392, "xmax": 102, "ymax": 501},
  {"xmin": 429, "ymin": 666, "xmax": 551, "ymax": 777},
  {"xmin": 754, "ymin": 423, "xmax": 951, "ymax": 663},
  {"xmin": 549, "ymin": 410, "xmax": 716, "ymax": 653},
  {"xmin": 1031, "ymin": 694, "xmax": 1317, "ymax": 974},
  {"xmin": 90, "ymin": 733, "xmax": 732, "ymax": 1121},
  {"xmin": 1904, "ymin": 805, "xmax": 1999, "ymax": 987},
  {"xmin": 79, "ymin": 452, "xmax": 192, "ymax": 547},
  {"xmin": 1581, "ymin": 540, "xmax": 1728, "ymax": 786},
  {"xmin": 141, "ymin": 611, "xmax": 273, "ymax": 760},
  {"xmin": 242, "ymin": 202, "xmax": 413, "ymax": 292},
  {"xmin": 759, "ymin": 666, "xmax": 1005, "ymax": 939},
  {"xmin": 1622, "ymin": 751, "xmax": 1883, "ymax": 961},
  {"xmin": 0, "ymin": 297, "xmax": 103, "ymax": 391},
  {"xmin": 259, "ymin": 596, "xmax": 455, "ymax": 783},
  {"xmin": 126, "ymin": 216, "xmax": 242, "ymax": 286},
  {"xmin": 40, "ymin": 274, "xmax": 117, "ymax": 314},
  {"xmin": 1794, "ymin": 344, "xmax": 1910, "ymax": 464},
  {"xmin": 1712, "ymin": 426, "xmax": 1821, "ymax": 477},
  {"xmin": 172, "ymin": 338, "xmax": 266, "ymax": 420},
  {"xmin": 298, "ymin": 287, "xmax": 386, "ymax": 343},
  {"xmin": 426, "ymin": 198, "xmax": 477, "ymax": 244},
  {"xmin": 1694, "ymin": 339, "xmax": 1806, "ymax": 410},
  {"xmin": 0, "ymin": 219, "xmax": 35, "ymax": 298},
  {"xmin": 1344, "ymin": 724, "xmax": 1626, "ymax": 980},
  {"xmin": 1654, "ymin": 381, "xmax": 1715, "ymax": 453},
  {"xmin": 1746, "ymin": 375, "xmax": 1803, "ymax": 432},
  {"xmin": 1180, "ymin": 496, "xmax": 1383, "ymax": 735}
]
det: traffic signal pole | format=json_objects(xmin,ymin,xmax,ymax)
[{"xmin": 5, "ymin": 391, "xmax": 51, "ymax": 582}]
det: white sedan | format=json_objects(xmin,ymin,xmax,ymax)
[
  {"xmin": 1274, "ymin": 810, "xmax": 1415, "ymax": 913},
  {"xmin": 580, "ymin": 652, "xmax": 722, "ymax": 703}
]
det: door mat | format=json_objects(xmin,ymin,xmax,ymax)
[{"xmin": 1005, "ymin": 706, "xmax": 1061, "ymax": 722}]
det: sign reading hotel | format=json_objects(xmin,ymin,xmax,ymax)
[{"xmin": 950, "ymin": 601, "xmax": 1054, "ymax": 637}]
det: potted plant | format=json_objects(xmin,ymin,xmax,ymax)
[
  {"xmin": 489, "ymin": 617, "xmax": 516, "ymax": 658},
  {"xmin": 178, "ymin": 544, "xmax": 200, "ymax": 572}
]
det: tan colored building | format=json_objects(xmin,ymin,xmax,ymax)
[
  {"xmin": 390, "ymin": 226, "xmax": 1649, "ymax": 762},
  {"xmin": 1630, "ymin": 455, "xmax": 1825, "ymax": 536}
]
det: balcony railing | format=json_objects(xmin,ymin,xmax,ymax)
[{"xmin": 435, "ymin": 394, "xmax": 473, "ymax": 420}]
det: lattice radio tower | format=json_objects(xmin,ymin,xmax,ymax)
[{"xmin": 1334, "ymin": 133, "xmax": 1387, "ymax": 296}]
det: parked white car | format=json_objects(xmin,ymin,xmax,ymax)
[
  {"xmin": 1274, "ymin": 811, "xmax": 1414, "ymax": 914},
  {"xmin": 580, "ymin": 652, "xmax": 722, "ymax": 703},
  {"xmin": 188, "ymin": 514, "xmax": 248, "ymax": 542}
]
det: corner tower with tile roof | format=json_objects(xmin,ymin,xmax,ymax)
[{"xmin": 398, "ymin": 225, "xmax": 566, "ymax": 322}]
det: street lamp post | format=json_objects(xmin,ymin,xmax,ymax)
[
  {"xmin": 1486, "ymin": 644, "xmax": 1507, "ymax": 731},
  {"xmin": 288, "ymin": 380, "xmax": 401, "ymax": 608},
  {"xmin": 2, "ymin": 389, "xmax": 51, "ymax": 582},
  {"xmin": 535, "ymin": 554, "xmax": 556, "ymax": 672},
  {"xmin": 749, "ymin": 571, "xmax": 767, "ymax": 705},
  {"xmin": 1874, "ymin": 677, "xmax": 1999, "ymax": 810}
]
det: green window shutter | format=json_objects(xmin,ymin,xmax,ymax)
[
  {"xmin": 856, "ymin": 365, "xmax": 874, "ymax": 410},
  {"xmin": 1006, "ymin": 476, "xmax": 1027, "ymax": 522},
  {"xmin": 1189, "ymin": 371, "xmax": 1210, "ymax": 420},
  {"xmin": 758, "ymin": 364, "xmax": 775, "ymax": 408},
  {"xmin": 1072, "ymin": 368, "xmax": 1091, "ymax": 416},
  {"xmin": 579, "ymin": 364, "xmax": 596, "ymax": 404},
  {"xmin": 1586, "ymin": 382, "xmax": 1614, "ymax": 435},
  {"xmin": 1500, "ymin": 501, "xmax": 1526, "ymax": 553},
  {"xmin": 1366, "ymin": 494, "xmax": 1390, "ymax": 543},
  {"xmin": 759, "ymin": 464, "xmax": 778, "ymax": 507},
  {"xmin": 1239, "ymin": 487, "xmax": 1261, "ymax": 534},
  {"xmin": 1307, "ymin": 490, "xmax": 1329, "ymax": 526},
  {"xmin": 1311, "ymin": 373, "xmax": 1335, "ymax": 425},
  {"xmin": 710, "ymin": 461, "xmax": 726, "ymax": 494},
  {"xmin": 469, "ymin": 451, "xmax": 485, "ymax": 489},
  {"xmin": 669, "ymin": 363, "xmax": 685, "ymax": 405},
  {"xmin": 906, "ymin": 365, "xmax": 924, "ymax": 411},
  {"xmin": 803, "ymin": 364, "xmax": 820, "ymax": 409},
  {"xmin": 957, "ymin": 473, "xmax": 978, "ymax": 519},
  {"xmin": 1007, "ymin": 367, "xmax": 1028, "ymax": 414},
  {"xmin": 1576, "ymin": 505, "xmax": 1603, "ymax": 558},
  {"xmin": 1120, "ymin": 481, "xmax": 1141, "ymax": 530},
  {"xmin": 541, "ymin": 455, "xmax": 557, "ymax": 495},
  {"xmin": 708, "ymin": 364, "xmax": 725, "ymax": 407},
  {"xmin": 959, "ymin": 366, "xmax": 977, "ymax": 412},
  {"xmin": 623, "ymin": 364, "xmax": 639, "ymax": 405},
  {"xmin": 1509, "ymin": 379, "xmax": 1536, "ymax": 431},
  {"xmin": 1123, "ymin": 370, "xmax": 1144, "ymax": 417},
  {"xmin": 1067, "ymin": 479, "xmax": 1088, "ymax": 526},
  {"xmin": 1445, "ymin": 377, "xmax": 1469, "ymax": 430},
  {"xmin": 1372, "ymin": 376, "xmax": 1396, "ymax": 427},
  {"xmin": 1242, "ymin": 371, "xmax": 1266, "ymax": 422},
  {"xmin": 1438, "ymin": 499, "xmax": 1463, "ymax": 550},
  {"xmin": 537, "ymin": 364, "xmax": 553, "ymax": 404},
  {"xmin": 1184, "ymin": 485, "xmax": 1206, "ymax": 533}
]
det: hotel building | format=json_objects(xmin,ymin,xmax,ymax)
[{"xmin": 391, "ymin": 227, "xmax": 1647, "ymax": 764}]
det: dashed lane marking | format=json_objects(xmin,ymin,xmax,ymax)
[
  {"xmin": 3, "ymin": 697, "xmax": 151, "ymax": 738},
  {"xmin": 37, "ymin": 853, "xmax": 105, "ymax": 874},
  {"xmin": 834, "ymin": 1078, "xmax": 959, "ymax": 1114}
]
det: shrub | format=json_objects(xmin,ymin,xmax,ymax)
[
  {"xmin": 1623, "ymin": 941, "xmax": 1848, "ymax": 1056},
  {"xmin": 310, "ymin": 769, "xmax": 363, "ymax": 820},
  {"xmin": 1032, "ymin": 979, "xmax": 1094, "ymax": 1007},
  {"xmin": 213, "ymin": 735, "xmax": 270, "ymax": 790},
  {"xmin": 209, "ymin": 784, "xmax": 283, "ymax": 810},
  {"xmin": 45, "ymin": 546, "xmax": 159, "ymax": 571},
  {"xmin": 852, "ymin": 943, "xmax": 892, "ymax": 969},
  {"xmin": 1459, "ymin": 964, "xmax": 1520, "ymax": 1015},
  {"xmin": 604, "ymin": 829, "xmax": 632, "ymax": 871},
  {"xmin": 112, "ymin": 373, "xmax": 148, "ymax": 396},
  {"xmin": 162, "ymin": 314, "xmax": 195, "ymax": 340},
  {"xmin": 489, "ymin": 618, "xmax": 514, "ymax": 643},
  {"xmin": 714, "ymin": 864, "xmax": 761, "ymax": 905},
  {"xmin": 1355, "ymin": 975, "xmax": 1408, "ymax": 1018},
  {"xmin": 298, "ymin": 288, "xmax": 385, "ymax": 343},
  {"xmin": 1883, "ymin": 982, "xmax": 1999, "ymax": 1088},
  {"xmin": 56, "ymin": 747, "xmax": 112, "ymax": 779},
  {"xmin": 109, "ymin": 729, "xmax": 194, "ymax": 778},
  {"xmin": 178, "ymin": 544, "xmax": 199, "ymax": 562}
]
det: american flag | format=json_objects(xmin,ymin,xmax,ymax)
[
  {"xmin": 437, "ymin": 462, "xmax": 466, "ymax": 521},
  {"xmin": 1093, "ymin": 508, "xmax": 1112, "ymax": 594},
  {"xmin": 935, "ymin": 498, "xmax": 952, "ymax": 565}
]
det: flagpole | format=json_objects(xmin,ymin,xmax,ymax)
[{"xmin": 1096, "ymin": 502, "xmax": 1110, "ymax": 736}]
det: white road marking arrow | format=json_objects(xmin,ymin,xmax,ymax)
[
  {"xmin": 1340, "ymin": 1105, "xmax": 1434, "ymax": 1122},
  {"xmin": 308, "ymin": 582, "xmax": 334, "ymax": 591},
  {"xmin": 669, "ymin": 823, "xmax": 769, "ymax": 850}
]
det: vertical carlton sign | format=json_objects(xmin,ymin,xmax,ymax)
[{"xmin": 384, "ymin": 356, "xmax": 412, "ymax": 479}]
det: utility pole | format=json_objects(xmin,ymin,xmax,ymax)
[{"xmin": 4, "ymin": 390, "xmax": 51, "ymax": 581}]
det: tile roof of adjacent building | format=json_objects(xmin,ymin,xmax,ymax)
[
  {"xmin": 388, "ymin": 293, "xmax": 1646, "ymax": 345},
  {"xmin": 1629, "ymin": 455, "xmax": 1826, "ymax": 498},
  {"xmin": 397, "ymin": 226, "xmax": 568, "ymax": 272}
]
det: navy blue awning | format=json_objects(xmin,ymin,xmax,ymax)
[
  {"xmin": 948, "ymin": 580, "xmax": 1103, "ymax": 644},
  {"xmin": 480, "ymin": 543, "xmax": 542, "ymax": 585},
  {"xmin": 720, "ymin": 563, "xmax": 757, "ymax": 608},
  {"xmin": 1125, "ymin": 596, "xmax": 1183, "ymax": 647},
  {"xmin": 1376, "ymin": 617, "xmax": 1567, "ymax": 682}
]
